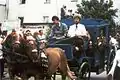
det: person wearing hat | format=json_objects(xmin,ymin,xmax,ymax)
[
  {"xmin": 67, "ymin": 15, "xmax": 91, "ymax": 50},
  {"xmin": 68, "ymin": 15, "xmax": 90, "ymax": 38},
  {"xmin": 48, "ymin": 16, "xmax": 68, "ymax": 43}
]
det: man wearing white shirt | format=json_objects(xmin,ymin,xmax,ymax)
[
  {"xmin": 68, "ymin": 15, "xmax": 90, "ymax": 39},
  {"xmin": 67, "ymin": 15, "xmax": 90, "ymax": 50},
  {"xmin": 68, "ymin": 23, "xmax": 88, "ymax": 37}
]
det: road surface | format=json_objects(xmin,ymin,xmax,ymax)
[{"xmin": 2, "ymin": 71, "xmax": 108, "ymax": 80}]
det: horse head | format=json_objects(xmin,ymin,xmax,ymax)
[
  {"xmin": 23, "ymin": 33, "xmax": 39, "ymax": 62},
  {"xmin": 3, "ymin": 31, "xmax": 23, "ymax": 52}
]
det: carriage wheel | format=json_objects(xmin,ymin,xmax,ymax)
[
  {"xmin": 106, "ymin": 49, "xmax": 115, "ymax": 74},
  {"xmin": 78, "ymin": 62, "xmax": 91, "ymax": 80}
]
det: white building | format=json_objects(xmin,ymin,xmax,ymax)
[
  {"xmin": 0, "ymin": 0, "xmax": 6, "ymax": 24},
  {"xmin": 1, "ymin": 0, "xmax": 120, "ymax": 27},
  {"xmin": 0, "ymin": 0, "xmax": 80, "ymax": 31},
  {"xmin": 20, "ymin": 0, "xmax": 80, "ymax": 23}
]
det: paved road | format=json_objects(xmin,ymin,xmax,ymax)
[
  {"xmin": 55, "ymin": 71, "xmax": 107, "ymax": 80},
  {"xmin": 90, "ymin": 71, "xmax": 107, "ymax": 80},
  {"xmin": 2, "ymin": 71, "xmax": 107, "ymax": 80}
]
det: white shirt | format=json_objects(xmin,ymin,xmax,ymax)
[
  {"xmin": 108, "ymin": 50, "xmax": 120, "ymax": 78},
  {"xmin": 67, "ymin": 23, "xmax": 87, "ymax": 37}
]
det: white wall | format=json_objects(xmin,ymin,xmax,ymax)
[
  {"xmin": 0, "ymin": 0, "xmax": 6, "ymax": 23},
  {"xmin": 0, "ymin": 6, "xmax": 6, "ymax": 23},
  {"xmin": 7, "ymin": 0, "xmax": 20, "ymax": 20},
  {"xmin": 18, "ymin": 4, "xmax": 25, "ymax": 17},
  {"xmin": 23, "ymin": 0, "xmax": 57, "ymax": 23},
  {"xmin": 23, "ymin": 0, "xmax": 79, "ymax": 23},
  {"xmin": 1, "ymin": 0, "xmax": 21, "ymax": 31},
  {"xmin": 5, "ymin": 0, "xmax": 120, "ymax": 24}
]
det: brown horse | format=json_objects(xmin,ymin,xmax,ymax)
[
  {"xmin": 2, "ymin": 31, "xmax": 26, "ymax": 80},
  {"xmin": 43, "ymin": 47, "xmax": 76, "ymax": 80},
  {"xmin": 3, "ymin": 31, "xmax": 76, "ymax": 80},
  {"xmin": 2, "ymin": 31, "xmax": 42, "ymax": 80}
]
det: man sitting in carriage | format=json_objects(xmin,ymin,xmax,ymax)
[
  {"xmin": 67, "ymin": 14, "xmax": 91, "ymax": 54},
  {"xmin": 68, "ymin": 14, "xmax": 90, "ymax": 40},
  {"xmin": 48, "ymin": 16, "xmax": 68, "ymax": 44}
]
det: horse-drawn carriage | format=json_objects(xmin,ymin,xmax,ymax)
[
  {"xmin": 47, "ymin": 18, "xmax": 110, "ymax": 80},
  {"xmin": 1, "ymin": 18, "xmax": 110, "ymax": 80}
]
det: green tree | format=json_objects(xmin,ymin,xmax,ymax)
[{"xmin": 77, "ymin": 0, "xmax": 118, "ymax": 33}]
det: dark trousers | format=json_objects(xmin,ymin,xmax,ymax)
[
  {"xmin": 0, "ymin": 59, "xmax": 4, "ymax": 79},
  {"xmin": 114, "ymin": 66, "xmax": 120, "ymax": 80}
]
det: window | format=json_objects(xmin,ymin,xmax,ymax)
[
  {"xmin": 44, "ymin": 0, "xmax": 51, "ymax": 4},
  {"xmin": 43, "ymin": 16, "xmax": 49, "ymax": 22},
  {"xmin": 20, "ymin": 0, "xmax": 26, "ymax": 4},
  {"xmin": 71, "ymin": 0, "xmax": 78, "ymax": 2}
]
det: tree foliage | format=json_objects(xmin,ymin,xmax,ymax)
[
  {"xmin": 77, "ymin": 0, "xmax": 117, "ymax": 19},
  {"xmin": 77, "ymin": 0, "xmax": 118, "ymax": 33}
]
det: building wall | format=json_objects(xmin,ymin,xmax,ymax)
[
  {"xmin": 0, "ymin": 0, "xmax": 79, "ymax": 24},
  {"xmin": 4, "ymin": 0, "xmax": 120, "ymax": 24},
  {"xmin": 7, "ymin": 0, "xmax": 20, "ymax": 20},
  {"xmin": 1, "ymin": 0, "xmax": 21, "ymax": 32},
  {"xmin": 23, "ymin": 0, "xmax": 58, "ymax": 23},
  {"xmin": 0, "ymin": 6, "xmax": 6, "ymax": 23},
  {"xmin": 21, "ymin": 0, "xmax": 80, "ymax": 23}
]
